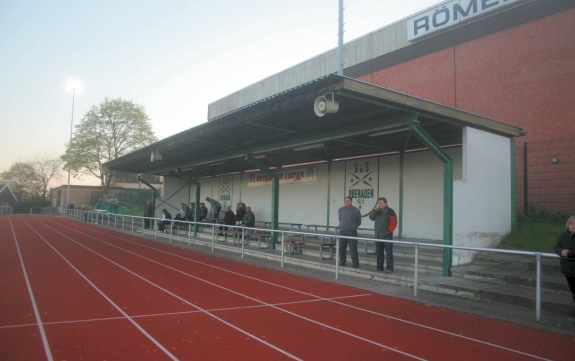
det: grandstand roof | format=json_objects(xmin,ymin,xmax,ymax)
[{"xmin": 104, "ymin": 75, "xmax": 522, "ymax": 180}]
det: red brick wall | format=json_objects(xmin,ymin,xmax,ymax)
[
  {"xmin": 358, "ymin": 9, "xmax": 575, "ymax": 213},
  {"xmin": 359, "ymin": 9, "xmax": 575, "ymax": 143}
]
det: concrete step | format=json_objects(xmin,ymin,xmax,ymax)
[
  {"xmin": 451, "ymin": 265, "xmax": 567, "ymax": 292},
  {"xmin": 473, "ymin": 252, "xmax": 560, "ymax": 273},
  {"xmin": 421, "ymin": 275, "xmax": 574, "ymax": 315}
]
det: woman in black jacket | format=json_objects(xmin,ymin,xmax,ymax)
[{"xmin": 554, "ymin": 216, "xmax": 575, "ymax": 308}]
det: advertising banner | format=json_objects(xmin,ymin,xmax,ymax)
[{"xmin": 247, "ymin": 166, "xmax": 317, "ymax": 188}]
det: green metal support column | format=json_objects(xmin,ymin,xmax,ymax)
[
  {"xmin": 326, "ymin": 162, "xmax": 331, "ymax": 226},
  {"xmin": 399, "ymin": 152, "xmax": 404, "ymax": 237},
  {"xmin": 138, "ymin": 176, "xmax": 157, "ymax": 219},
  {"xmin": 409, "ymin": 121, "xmax": 453, "ymax": 277},
  {"xmin": 245, "ymin": 154, "xmax": 279, "ymax": 248},
  {"xmin": 510, "ymin": 138, "xmax": 516, "ymax": 228},
  {"xmin": 175, "ymin": 168, "xmax": 201, "ymax": 235}
]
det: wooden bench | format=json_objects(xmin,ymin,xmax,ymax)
[
  {"xmin": 251, "ymin": 231, "xmax": 272, "ymax": 249},
  {"xmin": 357, "ymin": 228, "xmax": 376, "ymax": 255},
  {"xmin": 283, "ymin": 235, "xmax": 336, "ymax": 260}
]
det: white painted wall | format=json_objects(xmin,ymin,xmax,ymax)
[
  {"xmin": 453, "ymin": 127, "xmax": 512, "ymax": 265},
  {"xmin": 401, "ymin": 147, "xmax": 462, "ymax": 240}
]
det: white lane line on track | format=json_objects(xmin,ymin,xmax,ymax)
[
  {"xmin": 31, "ymin": 219, "xmax": 304, "ymax": 361},
  {"xmin": 21, "ymin": 220, "xmax": 180, "ymax": 361},
  {"xmin": 1, "ymin": 294, "xmax": 370, "ymax": 329},
  {"xmin": 43, "ymin": 219, "xmax": 427, "ymax": 361},
  {"xmin": 58, "ymin": 218, "xmax": 556, "ymax": 361},
  {"xmin": 8, "ymin": 219, "xmax": 54, "ymax": 361}
]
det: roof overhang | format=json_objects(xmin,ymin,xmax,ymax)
[{"xmin": 104, "ymin": 75, "xmax": 522, "ymax": 179}]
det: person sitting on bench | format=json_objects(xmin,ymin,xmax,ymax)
[
  {"xmin": 197, "ymin": 203, "xmax": 208, "ymax": 222},
  {"xmin": 157, "ymin": 209, "xmax": 172, "ymax": 233},
  {"xmin": 219, "ymin": 206, "xmax": 236, "ymax": 236},
  {"xmin": 241, "ymin": 206, "xmax": 255, "ymax": 238},
  {"xmin": 186, "ymin": 202, "xmax": 195, "ymax": 222},
  {"xmin": 235, "ymin": 202, "xmax": 246, "ymax": 225}
]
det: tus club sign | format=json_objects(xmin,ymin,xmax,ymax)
[{"xmin": 407, "ymin": 0, "xmax": 520, "ymax": 41}]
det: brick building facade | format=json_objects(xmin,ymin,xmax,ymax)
[{"xmin": 348, "ymin": 2, "xmax": 575, "ymax": 213}]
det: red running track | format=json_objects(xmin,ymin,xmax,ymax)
[{"xmin": 0, "ymin": 215, "xmax": 573, "ymax": 360}]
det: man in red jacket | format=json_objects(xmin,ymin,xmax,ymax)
[{"xmin": 369, "ymin": 197, "xmax": 398, "ymax": 273}]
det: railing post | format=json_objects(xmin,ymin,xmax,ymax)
[
  {"xmin": 414, "ymin": 243, "xmax": 419, "ymax": 297},
  {"xmin": 241, "ymin": 229, "xmax": 245, "ymax": 259},
  {"xmin": 535, "ymin": 252, "xmax": 542, "ymax": 321},
  {"xmin": 122, "ymin": 217, "xmax": 125, "ymax": 230},
  {"xmin": 169, "ymin": 224, "xmax": 173, "ymax": 243},
  {"xmin": 114, "ymin": 215, "xmax": 117, "ymax": 228},
  {"xmin": 281, "ymin": 232, "xmax": 285, "ymax": 268},
  {"xmin": 131, "ymin": 218, "xmax": 134, "ymax": 233},
  {"xmin": 154, "ymin": 220, "xmax": 158, "ymax": 239},
  {"xmin": 211, "ymin": 225, "xmax": 215, "ymax": 252},
  {"xmin": 188, "ymin": 223, "xmax": 192, "ymax": 246},
  {"xmin": 335, "ymin": 236, "xmax": 340, "ymax": 279}
]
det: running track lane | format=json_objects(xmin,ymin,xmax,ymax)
[
  {"xmin": 1, "ymin": 217, "xmax": 188, "ymax": 360},
  {"xmin": 32, "ymin": 218, "xmax": 417, "ymax": 360},
  {"xmin": 47, "ymin": 218, "xmax": 565, "ymax": 361},
  {"xmin": 14, "ymin": 217, "xmax": 303, "ymax": 361},
  {"xmin": 35, "ymin": 217, "xmax": 574, "ymax": 360}
]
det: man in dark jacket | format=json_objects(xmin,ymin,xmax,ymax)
[
  {"xmin": 143, "ymin": 201, "xmax": 153, "ymax": 229},
  {"xmin": 369, "ymin": 197, "xmax": 398, "ymax": 273},
  {"xmin": 219, "ymin": 206, "xmax": 236, "ymax": 236},
  {"xmin": 242, "ymin": 206, "xmax": 255, "ymax": 238},
  {"xmin": 197, "ymin": 203, "xmax": 208, "ymax": 222},
  {"xmin": 338, "ymin": 197, "xmax": 362, "ymax": 268}
]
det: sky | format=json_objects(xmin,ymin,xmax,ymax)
[{"xmin": 0, "ymin": 0, "xmax": 441, "ymax": 186}]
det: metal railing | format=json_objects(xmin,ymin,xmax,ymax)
[
  {"xmin": 0, "ymin": 206, "xmax": 12, "ymax": 214},
  {"xmin": 61, "ymin": 209, "xmax": 559, "ymax": 322}
]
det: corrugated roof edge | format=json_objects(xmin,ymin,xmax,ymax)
[{"xmin": 105, "ymin": 75, "xmax": 340, "ymax": 168}]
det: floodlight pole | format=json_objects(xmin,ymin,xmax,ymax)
[
  {"xmin": 338, "ymin": 0, "xmax": 344, "ymax": 75},
  {"xmin": 66, "ymin": 88, "xmax": 76, "ymax": 211}
]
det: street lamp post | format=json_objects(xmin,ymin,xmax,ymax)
[{"xmin": 65, "ymin": 88, "xmax": 76, "ymax": 211}]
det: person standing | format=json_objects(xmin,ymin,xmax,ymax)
[
  {"xmin": 143, "ymin": 201, "xmax": 153, "ymax": 229},
  {"xmin": 369, "ymin": 197, "xmax": 398, "ymax": 273},
  {"xmin": 205, "ymin": 197, "xmax": 221, "ymax": 220},
  {"xmin": 554, "ymin": 216, "xmax": 575, "ymax": 311},
  {"xmin": 338, "ymin": 197, "xmax": 362, "ymax": 268},
  {"xmin": 81, "ymin": 204, "xmax": 88, "ymax": 222}
]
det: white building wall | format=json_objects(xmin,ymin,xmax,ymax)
[
  {"xmin": 401, "ymin": 148, "xmax": 462, "ymax": 240},
  {"xmin": 453, "ymin": 127, "xmax": 512, "ymax": 265}
]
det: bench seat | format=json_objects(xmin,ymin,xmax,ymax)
[{"xmin": 283, "ymin": 236, "xmax": 335, "ymax": 260}]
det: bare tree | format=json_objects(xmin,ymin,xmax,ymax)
[{"xmin": 30, "ymin": 154, "xmax": 64, "ymax": 201}]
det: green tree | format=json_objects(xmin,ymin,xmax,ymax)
[
  {"xmin": 0, "ymin": 161, "xmax": 38, "ymax": 201},
  {"xmin": 62, "ymin": 98, "xmax": 157, "ymax": 187}
]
